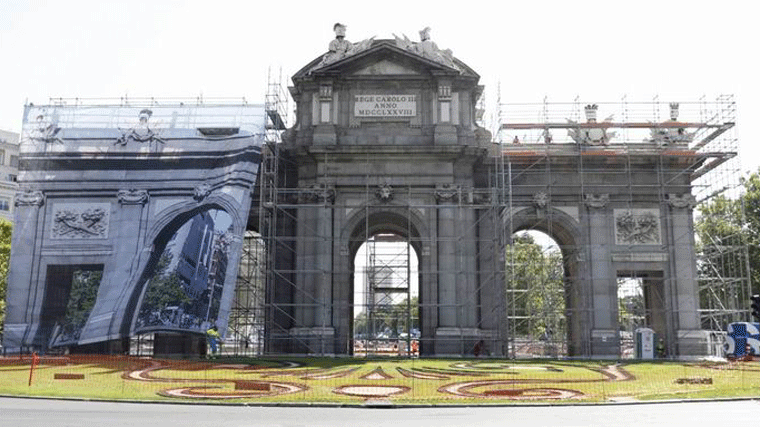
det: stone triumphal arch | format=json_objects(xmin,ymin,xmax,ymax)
[
  {"xmin": 5, "ymin": 25, "xmax": 734, "ymax": 359},
  {"xmin": 259, "ymin": 25, "xmax": 721, "ymax": 358}
]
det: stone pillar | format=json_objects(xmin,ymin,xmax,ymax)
[
  {"xmin": 2, "ymin": 190, "xmax": 45, "ymax": 351},
  {"xmin": 475, "ymin": 193, "xmax": 503, "ymax": 356},
  {"xmin": 313, "ymin": 83, "xmax": 337, "ymax": 145},
  {"xmin": 434, "ymin": 82, "xmax": 457, "ymax": 145},
  {"xmin": 434, "ymin": 184, "xmax": 460, "ymax": 354},
  {"xmin": 666, "ymin": 193, "xmax": 707, "ymax": 356},
  {"xmin": 291, "ymin": 184, "xmax": 335, "ymax": 354},
  {"xmin": 313, "ymin": 197, "xmax": 335, "ymax": 351},
  {"xmin": 584, "ymin": 194, "xmax": 618, "ymax": 357},
  {"xmin": 294, "ymin": 192, "xmax": 316, "ymax": 330},
  {"xmin": 80, "ymin": 189, "xmax": 149, "ymax": 343},
  {"xmin": 457, "ymin": 191, "xmax": 478, "ymax": 329}
]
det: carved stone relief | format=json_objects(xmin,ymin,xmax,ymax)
[
  {"xmin": 666, "ymin": 193, "xmax": 697, "ymax": 209},
  {"xmin": 435, "ymin": 184, "xmax": 459, "ymax": 203},
  {"xmin": 194, "ymin": 183, "xmax": 212, "ymax": 201},
  {"xmin": 52, "ymin": 203, "xmax": 110, "ymax": 239},
  {"xmin": 614, "ymin": 209, "xmax": 661, "ymax": 245},
  {"xmin": 375, "ymin": 184, "xmax": 393, "ymax": 203},
  {"xmin": 117, "ymin": 189, "xmax": 149, "ymax": 205},
  {"xmin": 584, "ymin": 193, "xmax": 609, "ymax": 209},
  {"xmin": 567, "ymin": 104, "xmax": 616, "ymax": 146},
  {"xmin": 533, "ymin": 192, "xmax": 549, "ymax": 209},
  {"xmin": 300, "ymin": 184, "xmax": 336, "ymax": 204},
  {"xmin": 15, "ymin": 189, "xmax": 45, "ymax": 207},
  {"xmin": 115, "ymin": 109, "xmax": 165, "ymax": 146}
]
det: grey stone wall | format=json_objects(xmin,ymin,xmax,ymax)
[{"xmin": 3, "ymin": 125, "xmax": 261, "ymax": 353}]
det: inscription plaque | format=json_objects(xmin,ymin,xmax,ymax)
[{"xmin": 354, "ymin": 94, "xmax": 416, "ymax": 117}]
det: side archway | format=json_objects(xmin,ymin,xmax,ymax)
[
  {"xmin": 119, "ymin": 192, "xmax": 248, "ymax": 338},
  {"xmin": 506, "ymin": 207, "xmax": 587, "ymax": 357}
]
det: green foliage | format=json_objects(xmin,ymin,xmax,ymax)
[
  {"xmin": 0, "ymin": 219, "xmax": 11, "ymax": 336},
  {"xmin": 138, "ymin": 252, "xmax": 192, "ymax": 318},
  {"xmin": 505, "ymin": 233, "xmax": 565, "ymax": 338},
  {"xmin": 695, "ymin": 169, "xmax": 760, "ymax": 304},
  {"xmin": 354, "ymin": 296, "xmax": 418, "ymax": 338},
  {"xmin": 63, "ymin": 270, "xmax": 102, "ymax": 327}
]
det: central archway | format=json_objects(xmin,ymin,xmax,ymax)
[
  {"xmin": 337, "ymin": 209, "xmax": 428, "ymax": 356},
  {"xmin": 353, "ymin": 233, "xmax": 419, "ymax": 357}
]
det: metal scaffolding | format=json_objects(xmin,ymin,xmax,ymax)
[
  {"xmin": 496, "ymin": 95, "xmax": 745, "ymax": 358},
  {"xmin": 243, "ymin": 91, "xmax": 744, "ymax": 359}
]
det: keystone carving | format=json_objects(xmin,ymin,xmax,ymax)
[
  {"xmin": 533, "ymin": 192, "xmax": 549, "ymax": 209},
  {"xmin": 194, "ymin": 183, "xmax": 212, "ymax": 201},
  {"xmin": 375, "ymin": 184, "xmax": 393, "ymax": 203}
]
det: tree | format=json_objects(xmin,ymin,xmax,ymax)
[
  {"xmin": 137, "ymin": 251, "xmax": 192, "ymax": 327},
  {"xmin": 0, "ymin": 220, "xmax": 11, "ymax": 336},
  {"xmin": 505, "ymin": 233, "xmax": 565, "ymax": 339},
  {"xmin": 695, "ymin": 168, "xmax": 760, "ymax": 327}
]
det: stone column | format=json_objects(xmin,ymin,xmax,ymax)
[
  {"xmin": 2, "ymin": 190, "xmax": 45, "ymax": 350},
  {"xmin": 584, "ymin": 194, "xmax": 618, "ymax": 357},
  {"xmin": 313, "ymin": 83, "xmax": 337, "ymax": 145},
  {"xmin": 80, "ymin": 189, "xmax": 149, "ymax": 343},
  {"xmin": 313, "ymin": 190, "xmax": 335, "ymax": 347},
  {"xmin": 291, "ymin": 184, "xmax": 335, "ymax": 353},
  {"xmin": 434, "ymin": 81, "xmax": 457, "ymax": 145},
  {"xmin": 475, "ymin": 192, "xmax": 503, "ymax": 356},
  {"xmin": 457, "ymin": 189, "xmax": 478, "ymax": 329},
  {"xmin": 434, "ymin": 184, "xmax": 459, "ymax": 353},
  {"xmin": 666, "ymin": 193, "xmax": 707, "ymax": 356}
]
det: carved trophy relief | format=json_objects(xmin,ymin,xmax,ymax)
[
  {"xmin": 52, "ymin": 203, "xmax": 110, "ymax": 239},
  {"xmin": 614, "ymin": 209, "xmax": 661, "ymax": 245}
]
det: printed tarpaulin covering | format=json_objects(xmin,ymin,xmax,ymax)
[{"xmin": 3, "ymin": 103, "xmax": 266, "ymax": 352}]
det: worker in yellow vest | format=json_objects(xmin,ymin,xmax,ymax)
[{"xmin": 206, "ymin": 325, "xmax": 221, "ymax": 359}]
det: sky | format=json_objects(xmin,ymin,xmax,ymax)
[{"xmin": 1, "ymin": 0, "xmax": 758, "ymax": 171}]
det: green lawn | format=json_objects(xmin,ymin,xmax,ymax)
[{"xmin": 1, "ymin": 355, "xmax": 758, "ymax": 404}]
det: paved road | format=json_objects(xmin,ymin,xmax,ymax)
[{"xmin": 1, "ymin": 397, "xmax": 758, "ymax": 427}]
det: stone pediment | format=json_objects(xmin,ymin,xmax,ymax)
[
  {"xmin": 293, "ymin": 40, "xmax": 478, "ymax": 80},
  {"xmin": 352, "ymin": 59, "xmax": 420, "ymax": 76}
]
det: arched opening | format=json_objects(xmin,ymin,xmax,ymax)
[
  {"xmin": 133, "ymin": 207, "xmax": 234, "ymax": 336},
  {"xmin": 345, "ymin": 210, "xmax": 424, "ymax": 357},
  {"xmin": 352, "ymin": 233, "xmax": 419, "ymax": 357},
  {"xmin": 616, "ymin": 271, "xmax": 665, "ymax": 359},
  {"xmin": 506, "ymin": 230, "xmax": 568, "ymax": 358},
  {"xmin": 227, "ymin": 230, "xmax": 266, "ymax": 355}
]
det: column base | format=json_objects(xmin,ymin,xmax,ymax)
[
  {"xmin": 590, "ymin": 329, "xmax": 620, "ymax": 359},
  {"xmin": 675, "ymin": 329, "xmax": 713, "ymax": 358},
  {"xmin": 434, "ymin": 327, "xmax": 499, "ymax": 356},
  {"xmin": 289, "ymin": 327, "xmax": 336, "ymax": 355}
]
